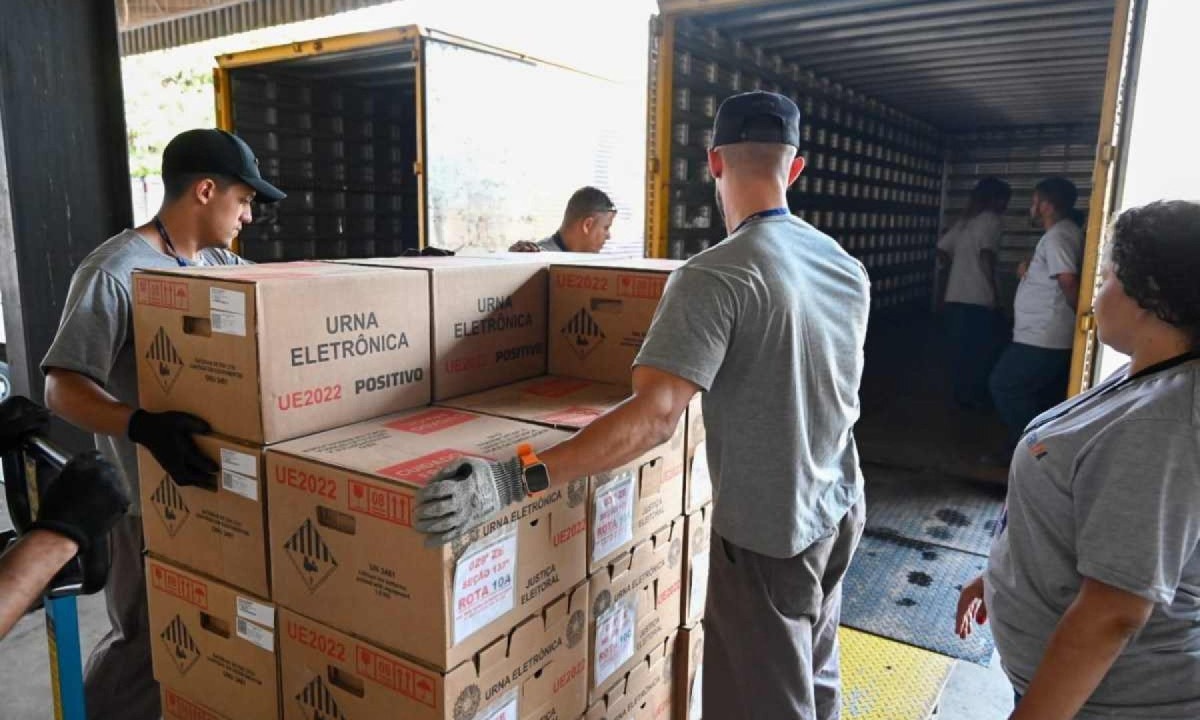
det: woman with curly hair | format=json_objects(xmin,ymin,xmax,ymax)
[{"xmin": 957, "ymin": 200, "xmax": 1200, "ymax": 719}]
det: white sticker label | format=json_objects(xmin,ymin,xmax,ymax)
[
  {"xmin": 592, "ymin": 471, "xmax": 637, "ymax": 563},
  {"xmin": 594, "ymin": 598, "xmax": 637, "ymax": 685},
  {"xmin": 221, "ymin": 471, "xmax": 259, "ymax": 501},
  {"xmin": 453, "ymin": 526, "xmax": 518, "ymax": 644},
  {"xmin": 689, "ymin": 663, "xmax": 704, "ymax": 720},
  {"xmin": 688, "ymin": 549, "xmax": 710, "ymax": 622},
  {"xmin": 690, "ymin": 441, "xmax": 713, "ymax": 508},
  {"xmin": 210, "ymin": 310, "xmax": 246, "ymax": 336},
  {"xmin": 210, "ymin": 287, "xmax": 246, "ymax": 336},
  {"xmin": 220, "ymin": 449, "xmax": 258, "ymax": 479},
  {"xmin": 210, "ymin": 287, "xmax": 246, "ymax": 314},
  {"xmin": 236, "ymin": 596, "xmax": 275, "ymax": 629},
  {"xmin": 236, "ymin": 617, "xmax": 274, "ymax": 652},
  {"xmin": 480, "ymin": 692, "xmax": 519, "ymax": 720}
]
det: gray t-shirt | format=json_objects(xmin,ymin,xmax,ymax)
[
  {"xmin": 41, "ymin": 229, "xmax": 244, "ymax": 515},
  {"xmin": 1013, "ymin": 219, "xmax": 1083, "ymax": 349},
  {"xmin": 535, "ymin": 233, "xmax": 567, "ymax": 251},
  {"xmin": 635, "ymin": 214, "xmax": 870, "ymax": 558},
  {"xmin": 985, "ymin": 358, "xmax": 1200, "ymax": 718},
  {"xmin": 938, "ymin": 211, "xmax": 1002, "ymax": 308}
]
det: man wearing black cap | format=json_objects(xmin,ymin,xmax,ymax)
[
  {"xmin": 41, "ymin": 128, "xmax": 284, "ymax": 719},
  {"xmin": 413, "ymin": 92, "xmax": 870, "ymax": 719}
]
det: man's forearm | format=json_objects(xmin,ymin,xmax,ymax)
[
  {"xmin": 0, "ymin": 530, "xmax": 79, "ymax": 640},
  {"xmin": 44, "ymin": 370, "xmax": 134, "ymax": 438},
  {"xmin": 1012, "ymin": 591, "xmax": 1144, "ymax": 719},
  {"xmin": 541, "ymin": 395, "xmax": 680, "ymax": 489}
]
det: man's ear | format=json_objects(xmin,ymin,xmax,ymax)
[
  {"xmin": 787, "ymin": 155, "xmax": 806, "ymax": 186},
  {"xmin": 708, "ymin": 149, "xmax": 723, "ymax": 180},
  {"xmin": 581, "ymin": 215, "xmax": 595, "ymax": 235},
  {"xmin": 194, "ymin": 178, "xmax": 217, "ymax": 205}
]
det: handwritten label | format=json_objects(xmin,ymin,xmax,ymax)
[
  {"xmin": 594, "ymin": 598, "xmax": 636, "ymax": 685},
  {"xmin": 236, "ymin": 596, "xmax": 274, "ymax": 629},
  {"xmin": 592, "ymin": 471, "xmax": 636, "ymax": 563},
  {"xmin": 453, "ymin": 526, "xmax": 518, "ymax": 643}
]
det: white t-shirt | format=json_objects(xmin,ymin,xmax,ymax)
[
  {"xmin": 1013, "ymin": 219, "xmax": 1084, "ymax": 349},
  {"xmin": 938, "ymin": 211, "xmax": 1003, "ymax": 307}
]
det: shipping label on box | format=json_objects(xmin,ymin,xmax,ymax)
[
  {"xmin": 547, "ymin": 260, "xmax": 682, "ymax": 386},
  {"xmin": 683, "ymin": 396, "xmax": 711, "ymax": 514},
  {"xmin": 267, "ymin": 407, "xmax": 586, "ymax": 671},
  {"xmin": 585, "ymin": 633, "xmax": 677, "ymax": 720},
  {"xmin": 139, "ymin": 435, "xmax": 270, "ymax": 598},
  {"xmin": 134, "ymin": 262, "xmax": 431, "ymax": 444},
  {"xmin": 444, "ymin": 376, "xmax": 687, "ymax": 573},
  {"xmin": 333, "ymin": 257, "xmax": 549, "ymax": 401},
  {"xmin": 675, "ymin": 625, "xmax": 704, "ymax": 720},
  {"xmin": 161, "ymin": 686, "xmax": 235, "ymax": 720},
  {"xmin": 683, "ymin": 505, "xmax": 712, "ymax": 628},
  {"xmin": 279, "ymin": 582, "xmax": 588, "ymax": 720},
  {"xmin": 145, "ymin": 557, "xmax": 279, "ymax": 720},
  {"xmin": 587, "ymin": 518, "xmax": 684, "ymax": 702}
]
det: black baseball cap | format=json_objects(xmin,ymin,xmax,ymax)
[
  {"xmin": 162, "ymin": 128, "xmax": 286, "ymax": 203},
  {"xmin": 712, "ymin": 91, "xmax": 801, "ymax": 149}
]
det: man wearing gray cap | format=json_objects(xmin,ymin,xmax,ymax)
[
  {"xmin": 42, "ymin": 128, "xmax": 284, "ymax": 719},
  {"xmin": 413, "ymin": 92, "xmax": 870, "ymax": 719}
]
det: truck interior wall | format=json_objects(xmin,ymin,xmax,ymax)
[
  {"xmin": 229, "ymin": 65, "xmax": 418, "ymax": 262},
  {"xmin": 943, "ymin": 124, "xmax": 1098, "ymax": 316},
  {"xmin": 666, "ymin": 18, "xmax": 944, "ymax": 314}
]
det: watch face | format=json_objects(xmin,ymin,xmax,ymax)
[{"xmin": 525, "ymin": 464, "xmax": 551, "ymax": 493}]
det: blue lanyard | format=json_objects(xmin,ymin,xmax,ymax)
[
  {"xmin": 732, "ymin": 207, "xmax": 789, "ymax": 234},
  {"xmin": 153, "ymin": 217, "xmax": 191, "ymax": 267}
]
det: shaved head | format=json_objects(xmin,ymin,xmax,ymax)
[{"xmin": 715, "ymin": 142, "xmax": 796, "ymax": 181}]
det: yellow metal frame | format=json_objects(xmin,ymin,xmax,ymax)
[
  {"xmin": 1068, "ymin": 0, "xmax": 1134, "ymax": 396},
  {"xmin": 646, "ymin": 15, "xmax": 676, "ymax": 259},
  {"xmin": 214, "ymin": 26, "xmax": 424, "ymax": 69}
]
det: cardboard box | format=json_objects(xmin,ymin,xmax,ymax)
[
  {"xmin": 683, "ymin": 397, "xmax": 710, "ymax": 514},
  {"xmin": 161, "ymin": 685, "xmax": 237, "ymax": 720},
  {"xmin": 456, "ymin": 250, "xmax": 638, "ymax": 263},
  {"xmin": 682, "ymin": 505, "xmax": 711, "ymax": 628},
  {"xmin": 332, "ymin": 256, "xmax": 549, "ymax": 401},
  {"xmin": 278, "ymin": 582, "xmax": 589, "ymax": 720},
  {"xmin": 267, "ymin": 407, "xmax": 586, "ymax": 671},
  {"xmin": 146, "ymin": 557, "xmax": 279, "ymax": 720},
  {"xmin": 133, "ymin": 261, "xmax": 431, "ymax": 444},
  {"xmin": 675, "ymin": 625, "xmax": 703, "ymax": 720},
  {"xmin": 444, "ymin": 376, "xmax": 686, "ymax": 572},
  {"xmin": 588, "ymin": 518, "xmax": 684, "ymax": 702},
  {"xmin": 139, "ymin": 436, "xmax": 270, "ymax": 598},
  {"xmin": 547, "ymin": 259, "xmax": 682, "ymax": 386},
  {"xmin": 585, "ymin": 633, "xmax": 676, "ymax": 720}
]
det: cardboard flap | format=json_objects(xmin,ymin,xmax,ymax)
[{"xmin": 638, "ymin": 457, "xmax": 665, "ymax": 496}]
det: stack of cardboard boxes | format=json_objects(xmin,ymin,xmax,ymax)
[{"xmin": 134, "ymin": 254, "xmax": 712, "ymax": 720}]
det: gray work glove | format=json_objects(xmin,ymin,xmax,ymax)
[{"xmin": 414, "ymin": 456, "xmax": 525, "ymax": 547}]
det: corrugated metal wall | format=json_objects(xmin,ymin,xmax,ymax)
[{"xmin": 119, "ymin": 0, "xmax": 394, "ymax": 55}]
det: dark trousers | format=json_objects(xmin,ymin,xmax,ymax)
[
  {"xmin": 703, "ymin": 498, "xmax": 865, "ymax": 720},
  {"xmin": 988, "ymin": 342, "xmax": 1072, "ymax": 450},
  {"xmin": 944, "ymin": 302, "xmax": 1004, "ymax": 409}
]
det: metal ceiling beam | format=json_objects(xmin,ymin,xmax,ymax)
[
  {"xmin": 839, "ymin": 57, "xmax": 1106, "ymax": 85},
  {"xmin": 725, "ymin": 0, "xmax": 1114, "ymax": 45},
  {"xmin": 803, "ymin": 39, "xmax": 1110, "ymax": 75}
]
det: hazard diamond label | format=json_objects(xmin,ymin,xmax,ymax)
[
  {"xmin": 561, "ymin": 308, "xmax": 605, "ymax": 359},
  {"xmin": 145, "ymin": 327, "xmax": 184, "ymax": 395},
  {"xmin": 160, "ymin": 615, "xmax": 201, "ymax": 676},
  {"xmin": 284, "ymin": 519, "xmax": 338, "ymax": 593},
  {"xmin": 150, "ymin": 475, "xmax": 190, "ymax": 537},
  {"xmin": 296, "ymin": 676, "xmax": 348, "ymax": 720}
]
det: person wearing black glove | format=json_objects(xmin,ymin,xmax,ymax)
[
  {"xmin": 0, "ymin": 396, "xmax": 50, "ymax": 451},
  {"xmin": 127, "ymin": 409, "xmax": 218, "ymax": 489},
  {"xmin": 0, "ymin": 450, "xmax": 130, "ymax": 640},
  {"xmin": 38, "ymin": 129, "xmax": 284, "ymax": 720}
]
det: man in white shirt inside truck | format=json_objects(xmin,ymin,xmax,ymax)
[{"xmin": 416, "ymin": 91, "xmax": 871, "ymax": 719}]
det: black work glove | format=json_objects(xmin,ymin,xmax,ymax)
[
  {"xmin": 0, "ymin": 396, "xmax": 50, "ymax": 452},
  {"xmin": 29, "ymin": 450, "xmax": 130, "ymax": 552},
  {"xmin": 127, "ymin": 409, "xmax": 218, "ymax": 489}
]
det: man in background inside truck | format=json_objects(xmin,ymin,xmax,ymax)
[
  {"xmin": 40, "ymin": 128, "xmax": 284, "ymax": 720},
  {"xmin": 937, "ymin": 177, "xmax": 1011, "ymax": 411},
  {"xmin": 987, "ymin": 177, "xmax": 1083, "ymax": 463},
  {"xmin": 508, "ymin": 185, "xmax": 616, "ymax": 252},
  {"xmin": 417, "ymin": 92, "xmax": 870, "ymax": 720}
]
